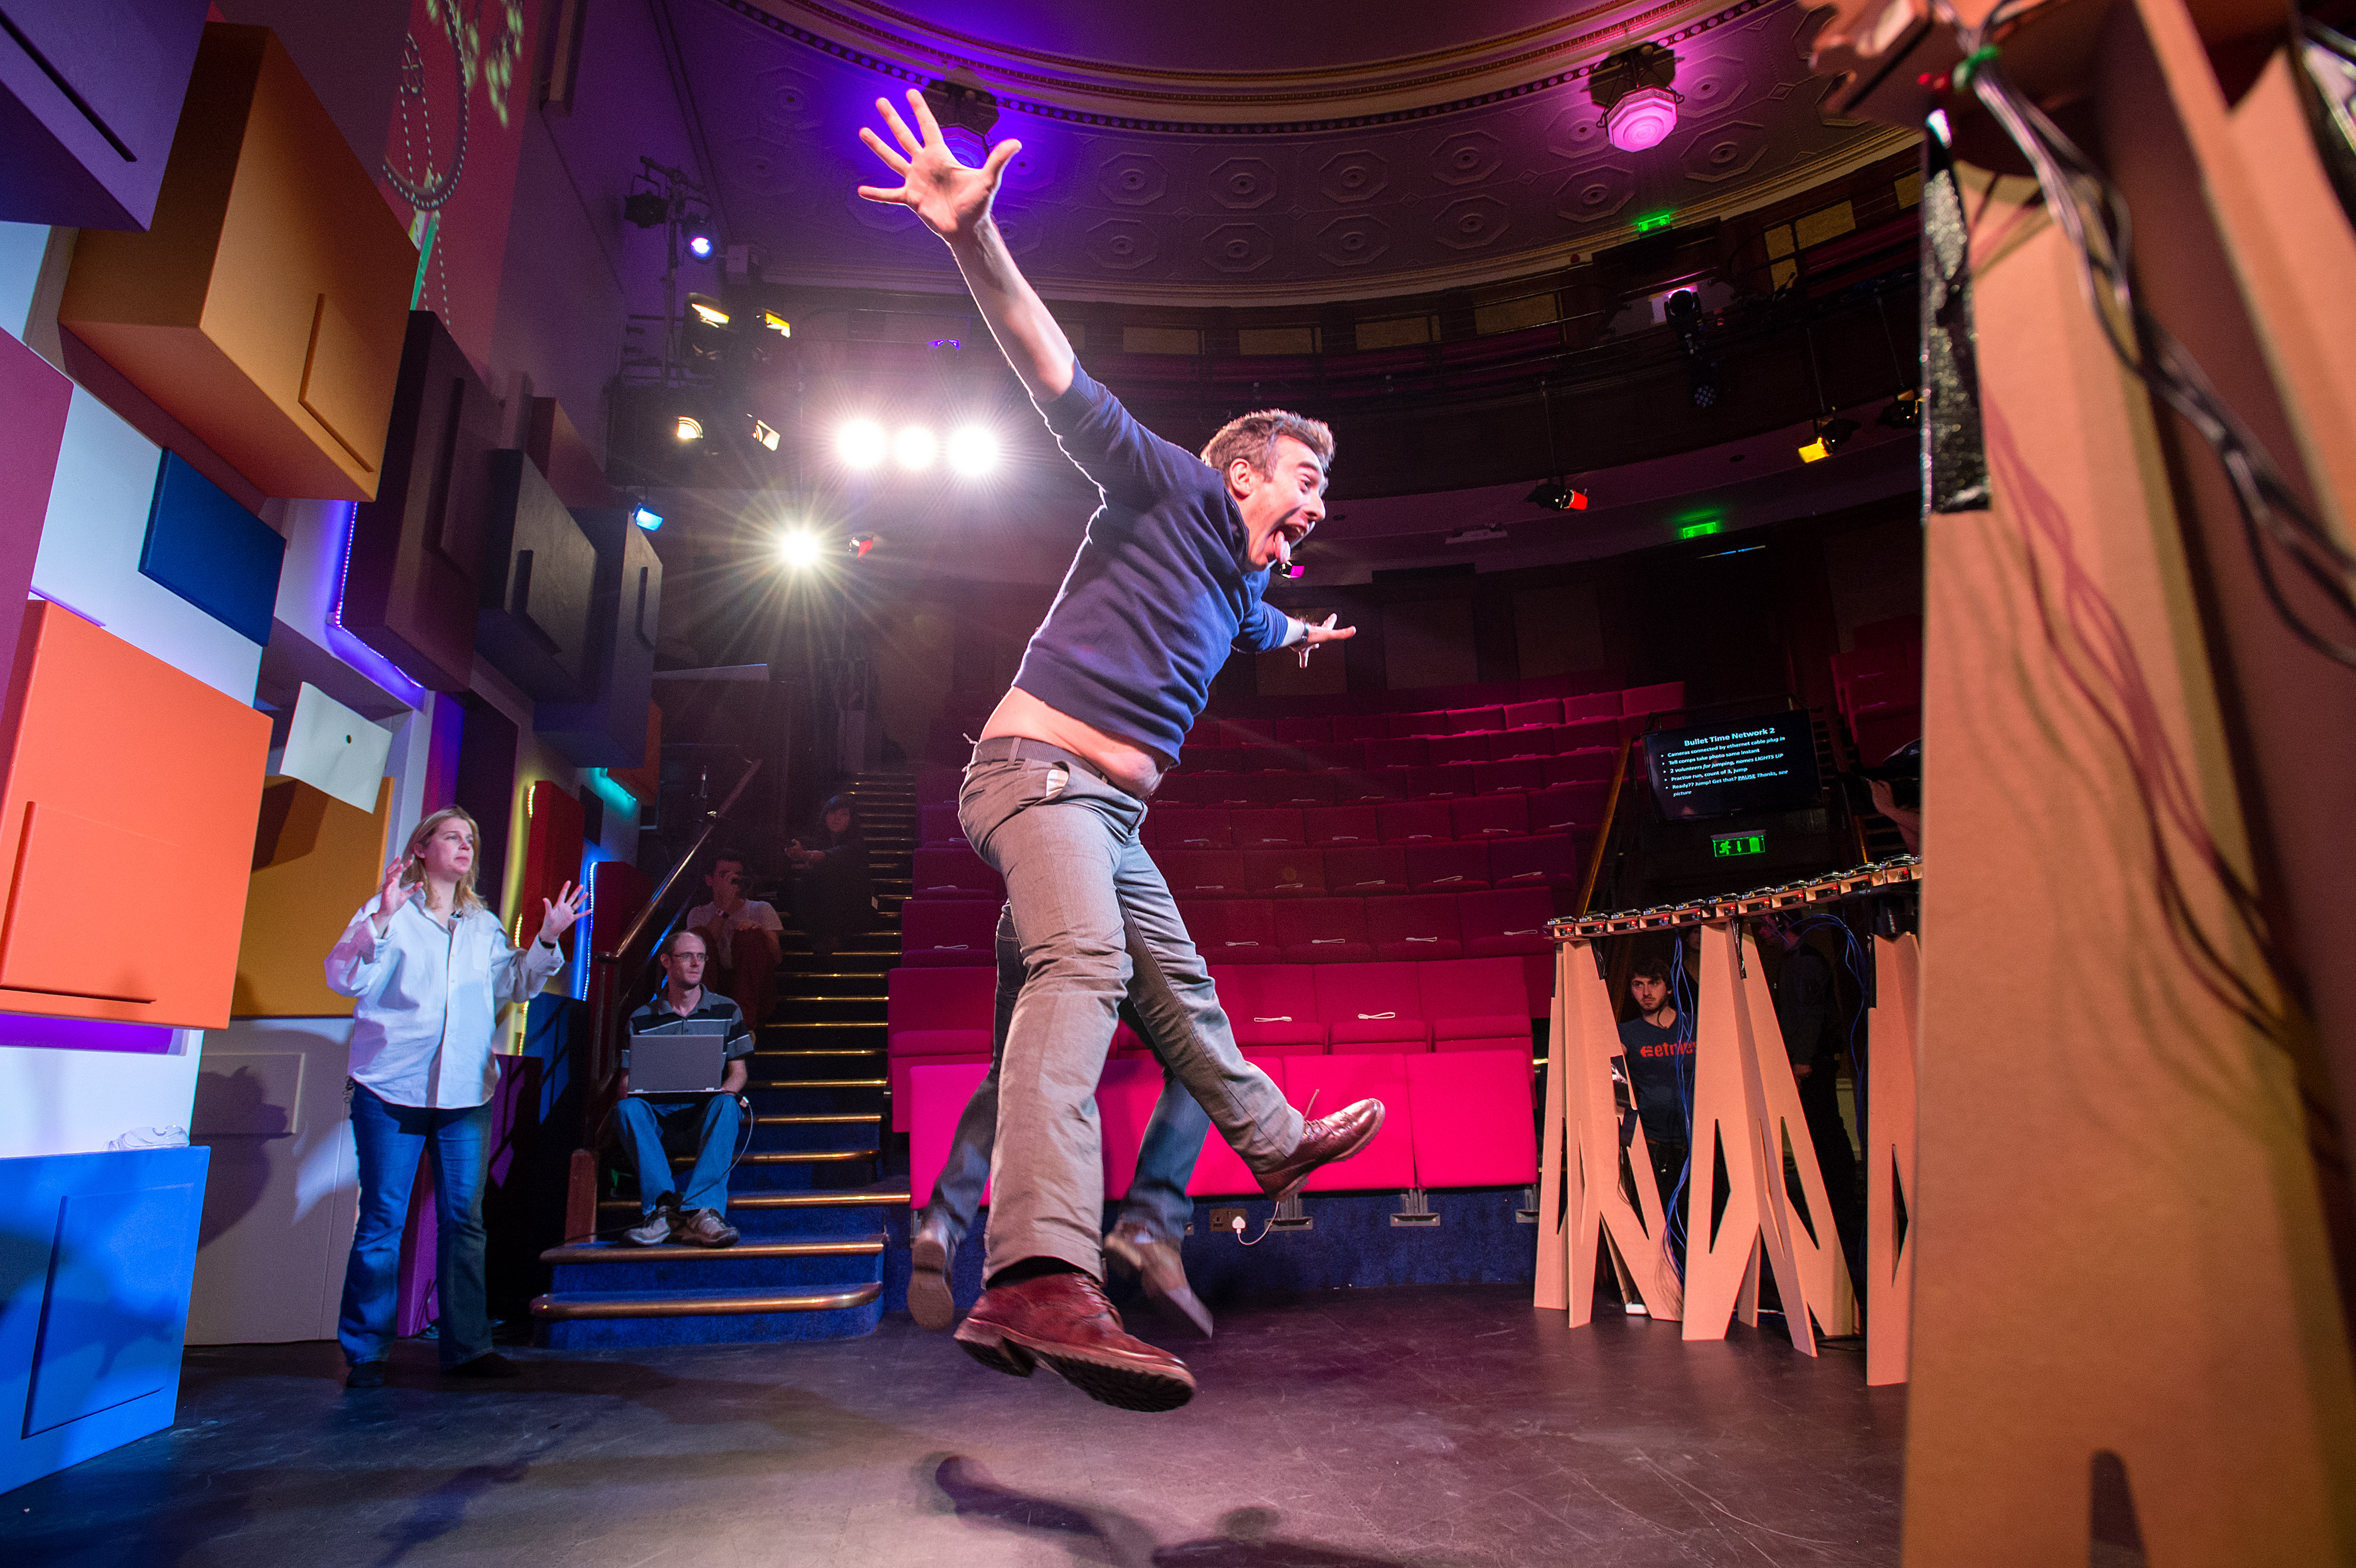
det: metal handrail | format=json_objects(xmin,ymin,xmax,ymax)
[{"xmin": 599, "ymin": 756, "xmax": 763, "ymax": 962}]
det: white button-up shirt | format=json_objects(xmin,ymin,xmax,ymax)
[{"xmin": 325, "ymin": 897, "xmax": 567, "ymax": 1108}]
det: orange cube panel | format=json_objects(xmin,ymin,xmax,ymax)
[
  {"xmin": 0, "ymin": 602, "xmax": 271, "ymax": 1025},
  {"xmin": 611, "ymin": 704, "xmax": 660, "ymax": 803},
  {"xmin": 232, "ymin": 776, "xmax": 392, "ymax": 1018},
  {"xmin": 57, "ymin": 25, "xmax": 416, "ymax": 502}
]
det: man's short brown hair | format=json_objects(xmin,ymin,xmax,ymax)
[{"xmin": 1200, "ymin": 409, "xmax": 1335, "ymax": 484}]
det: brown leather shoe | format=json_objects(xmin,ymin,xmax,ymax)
[
  {"xmin": 909, "ymin": 1212, "xmax": 956, "ymax": 1332},
  {"xmin": 1104, "ymin": 1222, "xmax": 1212, "ymax": 1338},
  {"xmin": 673, "ymin": 1208, "xmax": 739, "ymax": 1247},
  {"xmin": 1254, "ymin": 1098, "xmax": 1386, "ymax": 1202},
  {"xmin": 953, "ymin": 1270, "xmax": 1197, "ymax": 1412}
]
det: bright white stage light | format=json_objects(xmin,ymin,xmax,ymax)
[
  {"xmin": 777, "ymin": 531, "xmax": 824, "ymax": 570},
  {"xmin": 895, "ymin": 426, "xmax": 937, "ymax": 470},
  {"xmin": 837, "ymin": 420, "xmax": 886, "ymax": 469},
  {"xmin": 947, "ymin": 426, "xmax": 997, "ymax": 475}
]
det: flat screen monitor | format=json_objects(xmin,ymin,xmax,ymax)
[{"xmin": 1643, "ymin": 712, "xmax": 1821, "ymax": 821}]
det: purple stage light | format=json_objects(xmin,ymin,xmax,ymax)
[{"xmin": 1606, "ymin": 88, "xmax": 1679, "ymax": 152}]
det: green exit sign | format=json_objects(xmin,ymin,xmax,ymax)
[{"xmin": 1711, "ymin": 833, "xmax": 1766, "ymax": 858}]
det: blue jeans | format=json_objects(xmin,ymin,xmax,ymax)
[
  {"xmin": 614, "ymin": 1093, "xmax": 744, "ymax": 1213},
  {"xmin": 339, "ymin": 1083, "xmax": 493, "ymax": 1370},
  {"xmin": 922, "ymin": 904, "xmax": 1211, "ymax": 1250},
  {"xmin": 958, "ymin": 742, "xmax": 1302, "ymax": 1278}
]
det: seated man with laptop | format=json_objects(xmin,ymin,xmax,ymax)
[{"xmin": 616, "ymin": 929, "xmax": 753, "ymax": 1247}]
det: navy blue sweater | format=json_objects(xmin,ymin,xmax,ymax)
[{"xmin": 1011, "ymin": 365, "xmax": 1295, "ymax": 763}]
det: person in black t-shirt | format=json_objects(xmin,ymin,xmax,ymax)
[
  {"xmin": 1616, "ymin": 955, "xmax": 1695, "ymax": 1213},
  {"xmin": 615, "ymin": 930, "xmax": 753, "ymax": 1248}
]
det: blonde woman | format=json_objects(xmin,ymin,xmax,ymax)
[{"xmin": 325, "ymin": 806, "xmax": 584, "ymax": 1389}]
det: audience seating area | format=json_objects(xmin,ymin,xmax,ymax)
[
  {"xmin": 907, "ymin": 1047, "xmax": 1538, "ymax": 1204},
  {"xmin": 1831, "ymin": 616, "xmax": 1922, "ymax": 764},
  {"xmin": 885, "ymin": 956, "xmax": 1538, "ymax": 1131}
]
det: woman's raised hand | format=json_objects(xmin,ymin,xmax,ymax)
[
  {"xmin": 855, "ymin": 88, "xmax": 1021, "ymax": 243},
  {"xmin": 535, "ymin": 881, "xmax": 586, "ymax": 946},
  {"xmin": 374, "ymin": 855, "xmax": 415, "ymax": 930}
]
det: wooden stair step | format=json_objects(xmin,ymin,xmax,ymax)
[
  {"xmin": 668, "ymin": 1147, "xmax": 877, "ymax": 1166},
  {"xmin": 598, "ymin": 1186, "xmax": 908, "ymax": 1214},
  {"xmin": 529, "ymin": 1283, "xmax": 883, "ymax": 1321},
  {"xmin": 751, "ymin": 1077, "xmax": 887, "ymax": 1090},
  {"xmin": 756, "ymin": 1113, "xmax": 881, "ymax": 1126},
  {"xmin": 539, "ymin": 1236, "xmax": 883, "ymax": 1265}
]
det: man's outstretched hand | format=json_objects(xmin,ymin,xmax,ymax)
[
  {"xmin": 856, "ymin": 88, "xmax": 1020, "ymax": 245},
  {"xmin": 1298, "ymin": 614, "xmax": 1357, "ymax": 669}
]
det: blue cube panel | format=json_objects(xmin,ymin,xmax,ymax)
[{"xmin": 139, "ymin": 451, "xmax": 286, "ymax": 644}]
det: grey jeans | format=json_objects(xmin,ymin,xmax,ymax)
[{"xmin": 958, "ymin": 741, "xmax": 1304, "ymax": 1279}]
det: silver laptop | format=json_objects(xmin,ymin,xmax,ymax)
[{"xmin": 627, "ymin": 1020, "xmax": 733, "ymax": 1093}]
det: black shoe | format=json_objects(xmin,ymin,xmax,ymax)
[
  {"xmin": 445, "ymin": 1352, "xmax": 521, "ymax": 1379},
  {"xmin": 910, "ymin": 1212, "xmax": 956, "ymax": 1332},
  {"xmin": 344, "ymin": 1361, "xmax": 387, "ymax": 1390}
]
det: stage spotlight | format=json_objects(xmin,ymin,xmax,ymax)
[
  {"xmin": 947, "ymin": 426, "xmax": 997, "ymax": 475},
  {"xmin": 624, "ymin": 191, "xmax": 667, "ymax": 228},
  {"xmin": 1878, "ymin": 390, "xmax": 1921, "ymax": 430},
  {"xmin": 1525, "ymin": 481, "xmax": 1590, "ymax": 511},
  {"xmin": 686, "ymin": 229, "xmax": 715, "ymax": 260},
  {"xmin": 751, "ymin": 419, "xmax": 781, "ymax": 452},
  {"xmin": 761, "ymin": 311, "xmax": 792, "ymax": 338},
  {"xmin": 777, "ymin": 531, "xmax": 824, "ymax": 570},
  {"xmin": 687, "ymin": 295, "xmax": 729, "ymax": 328},
  {"xmin": 1797, "ymin": 417, "xmax": 1857, "ymax": 462},
  {"xmin": 838, "ymin": 420, "xmax": 886, "ymax": 469},
  {"xmin": 630, "ymin": 504, "xmax": 663, "ymax": 532},
  {"xmin": 674, "ymin": 415, "xmax": 704, "ymax": 442},
  {"xmin": 849, "ymin": 534, "xmax": 878, "ymax": 560},
  {"xmin": 895, "ymin": 425, "xmax": 937, "ymax": 470}
]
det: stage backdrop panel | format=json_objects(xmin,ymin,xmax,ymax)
[
  {"xmin": 0, "ymin": 1145, "xmax": 210, "ymax": 1494},
  {"xmin": 0, "ymin": 0, "xmax": 209, "ymax": 230},
  {"xmin": 477, "ymin": 451, "xmax": 596, "ymax": 702},
  {"xmin": 232, "ymin": 776, "xmax": 392, "ymax": 1018},
  {"xmin": 139, "ymin": 451, "xmax": 285, "ymax": 646},
  {"xmin": 57, "ymin": 23, "xmax": 416, "ymax": 501},
  {"xmin": 342, "ymin": 311, "xmax": 498, "ymax": 692},
  {"xmin": 0, "ymin": 331, "xmax": 71, "ymax": 698},
  {"xmin": 0, "ymin": 602, "xmax": 272, "ymax": 1026},
  {"xmin": 536, "ymin": 509, "xmax": 662, "ymax": 769}
]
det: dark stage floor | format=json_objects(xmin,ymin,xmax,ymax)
[{"xmin": 5, "ymin": 1286, "xmax": 1905, "ymax": 1567}]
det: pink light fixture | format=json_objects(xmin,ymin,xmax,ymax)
[
  {"xmin": 1589, "ymin": 43, "xmax": 1683, "ymax": 154},
  {"xmin": 1607, "ymin": 87, "xmax": 1681, "ymax": 151}
]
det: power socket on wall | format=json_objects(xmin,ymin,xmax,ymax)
[{"xmin": 1208, "ymin": 1207, "xmax": 1247, "ymax": 1236}]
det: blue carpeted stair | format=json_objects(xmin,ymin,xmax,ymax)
[{"xmin": 532, "ymin": 773, "xmax": 916, "ymax": 1349}]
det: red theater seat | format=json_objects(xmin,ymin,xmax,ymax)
[
  {"xmin": 1561, "ymin": 716, "xmax": 1621, "ymax": 750},
  {"xmin": 1451, "ymin": 793, "xmax": 1528, "ymax": 840},
  {"xmin": 1330, "ymin": 713, "xmax": 1389, "ymax": 744},
  {"xmin": 1184, "ymin": 745, "xmax": 1248, "ymax": 774},
  {"xmin": 1181, "ymin": 899, "xmax": 1281, "ymax": 964},
  {"xmin": 1406, "ymin": 840, "xmax": 1491, "ymax": 893},
  {"xmin": 1473, "ymin": 758, "xmax": 1544, "ymax": 795},
  {"xmin": 1231, "ymin": 808, "xmax": 1306, "ymax": 849},
  {"xmin": 909, "ymin": 846, "xmax": 1003, "ymax": 900},
  {"xmin": 1457, "ymin": 888, "xmax": 1556, "ymax": 962},
  {"xmin": 1502, "ymin": 698, "xmax": 1560, "ymax": 730},
  {"xmin": 1418, "ymin": 955, "xmax": 1532, "ymax": 1023},
  {"xmin": 1272, "ymin": 717, "xmax": 1331, "ymax": 746},
  {"xmin": 1201, "ymin": 774, "xmax": 1268, "ymax": 807},
  {"xmin": 1486, "ymin": 729, "xmax": 1553, "ymax": 761},
  {"xmin": 916, "ymin": 764, "xmax": 960, "ymax": 804},
  {"xmin": 1163, "ymin": 851, "xmax": 1241, "ymax": 899},
  {"xmin": 1407, "ymin": 1052, "xmax": 1538, "ymax": 1187},
  {"xmin": 1561, "ymin": 692, "xmax": 1621, "ymax": 722},
  {"xmin": 919, "ymin": 804, "xmax": 966, "ymax": 846},
  {"xmin": 909, "ymin": 1061, "xmax": 993, "ymax": 1205},
  {"xmin": 1302, "ymin": 742, "xmax": 1364, "ymax": 772},
  {"xmin": 1154, "ymin": 807, "xmax": 1230, "ymax": 850},
  {"xmin": 1212, "ymin": 965, "xmax": 1326, "ymax": 1050},
  {"xmin": 1527, "ymin": 784, "xmax": 1605, "ymax": 836},
  {"xmin": 1095, "ymin": 1058, "xmax": 1166, "ymax": 1199},
  {"xmin": 1487, "ymin": 834, "xmax": 1585, "ymax": 892},
  {"xmin": 888, "ymin": 966, "xmax": 996, "ymax": 1130},
  {"xmin": 1265, "ymin": 773, "xmax": 1339, "ymax": 807},
  {"xmin": 1427, "ymin": 732, "xmax": 1489, "ymax": 767},
  {"xmin": 1622, "ymin": 681, "xmax": 1686, "ymax": 715},
  {"xmin": 1185, "ymin": 719, "xmax": 1226, "ymax": 750},
  {"xmin": 1304, "ymin": 804, "xmax": 1381, "ymax": 847},
  {"xmin": 1243, "ymin": 846, "xmax": 1324, "ymax": 898},
  {"xmin": 1317, "ymin": 962, "xmax": 1430, "ymax": 1051},
  {"xmin": 1403, "ymin": 765, "xmax": 1463, "ymax": 800},
  {"xmin": 1367, "ymin": 893, "xmax": 1463, "ymax": 961},
  {"xmin": 1542, "ymin": 749, "xmax": 1618, "ymax": 786},
  {"xmin": 1323, "ymin": 845, "xmax": 1409, "ymax": 895},
  {"xmin": 900, "ymin": 899, "xmax": 998, "ymax": 966},
  {"xmin": 1363, "ymin": 737, "xmax": 1428, "ymax": 770},
  {"xmin": 1154, "ymin": 773, "xmax": 1209, "ymax": 805},
  {"xmin": 1377, "ymin": 799, "xmax": 1451, "ymax": 844},
  {"xmin": 1388, "ymin": 711, "xmax": 1449, "ymax": 739},
  {"xmin": 1226, "ymin": 717, "xmax": 1278, "ymax": 747},
  {"xmin": 1277, "ymin": 898, "xmax": 1374, "ymax": 964},
  {"xmin": 1447, "ymin": 706, "xmax": 1506, "ymax": 734},
  {"xmin": 1286, "ymin": 1055, "xmax": 1416, "ymax": 1190},
  {"xmin": 1333, "ymin": 770, "xmax": 1404, "ymax": 804}
]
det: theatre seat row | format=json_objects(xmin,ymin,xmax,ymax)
[
  {"xmin": 1174, "ymin": 720, "xmax": 1647, "ymax": 776},
  {"xmin": 906, "ymin": 1048, "xmax": 1538, "ymax": 1204},
  {"xmin": 886, "ymin": 956, "xmax": 1536, "ymax": 1130},
  {"xmin": 1181, "ymin": 684, "xmax": 1682, "ymax": 749},
  {"xmin": 910, "ymin": 834, "xmax": 1590, "ymax": 909},
  {"xmin": 921, "ymin": 788, "xmax": 1608, "ymax": 853}
]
